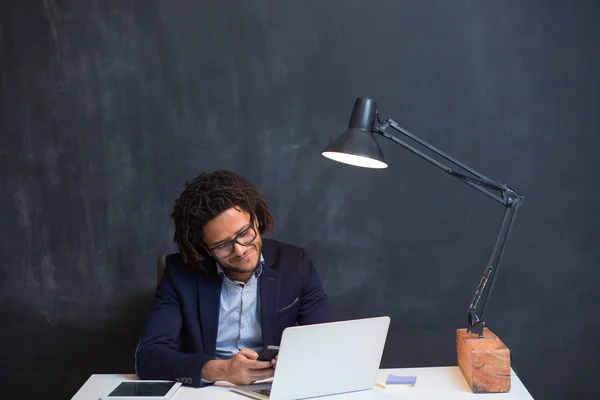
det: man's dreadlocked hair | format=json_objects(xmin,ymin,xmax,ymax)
[{"xmin": 171, "ymin": 170, "xmax": 275, "ymax": 272}]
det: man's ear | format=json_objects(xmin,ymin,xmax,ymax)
[{"xmin": 251, "ymin": 212, "xmax": 263, "ymax": 230}]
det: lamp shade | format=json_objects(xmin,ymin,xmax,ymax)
[{"xmin": 322, "ymin": 97, "xmax": 387, "ymax": 169}]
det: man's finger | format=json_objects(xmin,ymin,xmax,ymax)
[
  {"xmin": 249, "ymin": 360, "xmax": 272, "ymax": 369},
  {"xmin": 249, "ymin": 367, "xmax": 275, "ymax": 379}
]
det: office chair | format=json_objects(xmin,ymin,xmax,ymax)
[{"xmin": 157, "ymin": 254, "xmax": 166, "ymax": 284}]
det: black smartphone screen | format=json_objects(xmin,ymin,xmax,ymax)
[
  {"xmin": 108, "ymin": 382, "xmax": 176, "ymax": 397},
  {"xmin": 257, "ymin": 346, "xmax": 279, "ymax": 361}
]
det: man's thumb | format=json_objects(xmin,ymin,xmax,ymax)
[{"xmin": 238, "ymin": 348, "xmax": 259, "ymax": 360}]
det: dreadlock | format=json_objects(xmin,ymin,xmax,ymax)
[{"xmin": 171, "ymin": 170, "xmax": 275, "ymax": 272}]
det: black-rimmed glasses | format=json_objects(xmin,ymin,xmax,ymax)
[{"xmin": 206, "ymin": 224, "xmax": 257, "ymax": 259}]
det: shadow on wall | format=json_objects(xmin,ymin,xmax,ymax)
[{"xmin": 0, "ymin": 291, "xmax": 154, "ymax": 400}]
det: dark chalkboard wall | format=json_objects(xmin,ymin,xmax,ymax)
[{"xmin": 1, "ymin": 1, "xmax": 599, "ymax": 399}]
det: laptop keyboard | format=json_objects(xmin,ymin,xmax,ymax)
[{"xmin": 254, "ymin": 388, "xmax": 271, "ymax": 397}]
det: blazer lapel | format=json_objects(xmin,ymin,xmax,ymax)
[
  {"xmin": 260, "ymin": 240, "xmax": 279, "ymax": 347},
  {"xmin": 198, "ymin": 271, "xmax": 221, "ymax": 356}
]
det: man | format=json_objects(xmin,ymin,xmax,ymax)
[{"xmin": 135, "ymin": 170, "xmax": 334, "ymax": 387}]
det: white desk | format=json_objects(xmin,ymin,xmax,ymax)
[{"xmin": 72, "ymin": 366, "xmax": 534, "ymax": 399}]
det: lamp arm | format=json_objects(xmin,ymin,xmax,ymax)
[
  {"xmin": 374, "ymin": 118, "xmax": 524, "ymax": 337},
  {"xmin": 468, "ymin": 198, "xmax": 523, "ymax": 336},
  {"xmin": 375, "ymin": 119, "xmax": 517, "ymax": 205}
]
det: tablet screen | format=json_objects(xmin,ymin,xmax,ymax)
[{"xmin": 108, "ymin": 382, "xmax": 177, "ymax": 397}]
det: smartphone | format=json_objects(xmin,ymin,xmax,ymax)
[{"xmin": 257, "ymin": 345, "xmax": 280, "ymax": 361}]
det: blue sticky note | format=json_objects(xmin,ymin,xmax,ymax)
[{"xmin": 386, "ymin": 374, "xmax": 417, "ymax": 385}]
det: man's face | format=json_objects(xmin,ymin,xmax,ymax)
[{"xmin": 202, "ymin": 207, "xmax": 263, "ymax": 277}]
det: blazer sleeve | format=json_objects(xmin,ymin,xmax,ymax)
[
  {"xmin": 135, "ymin": 265, "xmax": 213, "ymax": 388},
  {"xmin": 296, "ymin": 249, "xmax": 336, "ymax": 325}
]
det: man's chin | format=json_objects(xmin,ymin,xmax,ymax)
[
  {"xmin": 231, "ymin": 256, "xmax": 259, "ymax": 272},
  {"xmin": 223, "ymin": 253, "xmax": 259, "ymax": 274}
]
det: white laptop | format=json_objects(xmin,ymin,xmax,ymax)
[{"xmin": 230, "ymin": 316, "xmax": 390, "ymax": 400}]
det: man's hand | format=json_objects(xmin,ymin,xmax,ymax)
[
  {"xmin": 271, "ymin": 355, "xmax": 278, "ymax": 369},
  {"xmin": 202, "ymin": 348, "xmax": 274, "ymax": 385},
  {"xmin": 225, "ymin": 348, "xmax": 275, "ymax": 385}
]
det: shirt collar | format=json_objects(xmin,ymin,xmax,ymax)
[{"xmin": 216, "ymin": 253, "xmax": 264, "ymax": 280}]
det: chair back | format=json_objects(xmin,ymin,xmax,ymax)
[{"xmin": 157, "ymin": 254, "xmax": 166, "ymax": 284}]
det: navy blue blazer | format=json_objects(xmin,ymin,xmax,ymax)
[{"xmin": 135, "ymin": 238, "xmax": 335, "ymax": 387}]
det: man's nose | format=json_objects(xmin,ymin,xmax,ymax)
[{"xmin": 232, "ymin": 242, "xmax": 245, "ymax": 257}]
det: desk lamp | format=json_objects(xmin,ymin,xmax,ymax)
[{"xmin": 322, "ymin": 97, "xmax": 524, "ymax": 393}]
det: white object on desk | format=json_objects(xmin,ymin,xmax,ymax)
[
  {"xmin": 231, "ymin": 316, "xmax": 390, "ymax": 399},
  {"xmin": 72, "ymin": 366, "xmax": 534, "ymax": 400}
]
